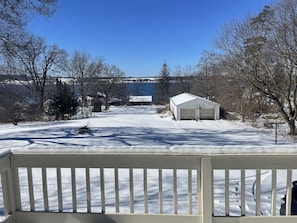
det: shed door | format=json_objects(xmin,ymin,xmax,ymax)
[
  {"xmin": 180, "ymin": 109, "xmax": 196, "ymax": 120},
  {"xmin": 200, "ymin": 108, "xmax": 215, "ymax": 120}
]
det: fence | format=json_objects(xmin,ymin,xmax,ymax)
[{"xmin": 1, "ymin": 148, "xmax": 297, "ymax": 223}]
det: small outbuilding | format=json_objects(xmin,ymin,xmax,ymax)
[
  {"xmin": 128, "ymin": 96, "xmax": 153, "ymax": 105},
  {"xmin": 170, "ymin": 93, "xmax": 220, "ymax": 120}
]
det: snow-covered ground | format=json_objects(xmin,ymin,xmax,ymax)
[
  {"xmin": 0, "ymin": 105, "xmax": 296, "ymax": 217},
  {"xmin": 0, "ymin": 105, "xmax": 291, "ymax": 150}
]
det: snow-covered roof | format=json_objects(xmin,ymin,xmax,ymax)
[
  {"xmin": 170, "ymin": 93, "xmax": 219, "ymax": 106},
  {"xmin": 129, "ymin": 96, "xmax": 152, "ymax": 102},
  {"xmin": 78, "ymin": 95, "xmax": 93, "ymax": 101},
  {"xmin": 170, "ymin": 93, "xmax": 196, "ymax": 105}
]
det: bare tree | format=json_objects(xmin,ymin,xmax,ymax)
[
  {"xmin": 0, "ymin": 0, "xmax": 56, "ymax": 45},
  {"xmin": 216, "ymin": 1, "xmax": 297, "ymax": 134},
  {"xmin": 97, "ymin": 64, "xmax": 125, "ymax": 110},
  {"xmin": 198, "ymin": 52, "xmax": 249, "ymax": 115},
  {"xmin": 3, "ymin": 35, "xmax": 66, "ymax": 112},
  {"xmin": 197, "ymin": 50, "xmax": 224, "ymax": 99},
  {"xmin": 172, "ymin": 65, "xmax": 197, "ymax": 95},
  {"xmin": 66, "ymin": 51, "xmax": 104, "ymax": 111}
]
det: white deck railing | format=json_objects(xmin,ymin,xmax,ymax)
[{"xmin": 1, "ymin": 148, "xmax": 297, "ymax": 223}]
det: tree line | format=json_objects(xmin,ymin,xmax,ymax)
[
  {"xmin": 218, "ymin": 0, "xmax": 297, "ymax": 135},
  {"xmin": 0, "ymin": 0, "xmax": 125, "ymax": 122},
  {"xmin": 156, "ymin": 0, "xmax": 297, "ymax": 135},
  {"xmin": 1, "ymin": 0, "xmax": 297, "ymax": 135}
]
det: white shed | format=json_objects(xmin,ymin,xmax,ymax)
[{"xmin": 170, "ymin": 93, "xmax": 220, "ymax": 120}]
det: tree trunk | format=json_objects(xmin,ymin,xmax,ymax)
[
  {"xmin": 37, "ymin": 91, "xmax": 44, "ymax": 113},
  {"xmin": 287, "ymin": 119, "xmax": 296, "ymax": 135},
  {"xmin": 104, "ymin": 97, "xmax": 109, "ymax": 110}
]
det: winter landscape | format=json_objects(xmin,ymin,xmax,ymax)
[
  {"xmin": 1, "ymin": 105, "xmax": 297, "ymax": 218},
  {"xmin": 2, "ymin": 0, "xmax": 297, "ymax": 222},
  {"xmin": 0, "ymin": 105, "xmax": 290, "ymax": 150}
]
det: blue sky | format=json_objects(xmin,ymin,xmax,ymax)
[{"xmin": 28, "ymin": 0, "xmax": 272, "ymax": 77}]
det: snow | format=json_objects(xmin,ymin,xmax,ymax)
[
  {"xmin": 0, "ymin": 105, "xmax": 292, "ymax": 152},
  {"xmin": 129, "ymin": 96, "xmax": 152, "ymax": 102},
  {"xmin": 170, "ymin": 93, "xmax": 198, "ymax": 105},
  {"xmin": 0, "ymin": 105, "xmax": 296, "ymax": 218},
  {"xmin": 170, "ymin": 93, "xmax": 219, "ymax": 106}
]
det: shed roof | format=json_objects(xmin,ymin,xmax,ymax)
[
  {"xmin": 129, "ymin": 96, "xmax": 152, "ymax": 103},
  {"xmin": 170, "ymin": 93, "xmax": 219, "ymax": 106}
]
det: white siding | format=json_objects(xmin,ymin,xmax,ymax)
[{"xmin": 170, "ymin": 93, "xmax": 220, "ymax": 121}]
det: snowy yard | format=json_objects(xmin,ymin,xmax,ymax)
[
  {"xmin": 0, "ymin": 105, "xmax": 297, "ymax": 219},
  {"xmin": 0, "ymin": 105, "xmax": 291, "ymax": 150}
]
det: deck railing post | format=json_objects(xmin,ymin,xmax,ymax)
[
  {"xmin": 1, "ymin": 171, "xmax": 12, "ymax": 216},
  {"xmin": 8, "ymin": 158, "xmax": 19, "ymax": 218},
  {"xmin": 1, "ymin": 154, "xmax": 17, "ymax": 220},
  {"xmin": 200, "ymin": 157, "xmax": 213, "ymax": 223}
]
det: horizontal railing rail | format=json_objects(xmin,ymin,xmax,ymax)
[{"xmin": 1, "ymin": 149, "xmax": 297, "ymax": 223}]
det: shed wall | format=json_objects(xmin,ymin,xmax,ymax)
[
  {"xmin": 171, "ymin": 99, "xmax": 219, "ymax": 120},
  {"xmin": 170, "ymin": 93, "xmax": 220, "ymax": 121}
]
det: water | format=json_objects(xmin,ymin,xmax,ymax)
[
  {"xmin": 126, "ymin": 82, "xmax": 156, "ymax": 100},
  {"xmin": 0, "ymin": 82, "xmax": 163, "ymax": 104}
]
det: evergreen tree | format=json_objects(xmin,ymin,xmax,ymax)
[
  {"xmin": 53, "ymin": 79, "xmax": 78, "ymax": 120},
  {"xmin": 156, "ymin": 61, "xmax": 171, "ymax": 103}
]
